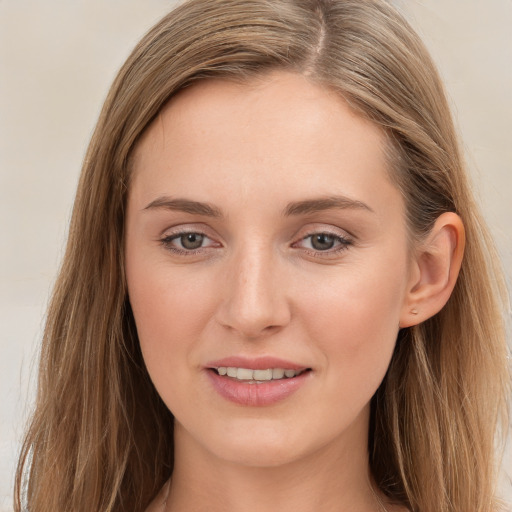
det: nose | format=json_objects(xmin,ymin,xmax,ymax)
[{"xmin": 215, "ymin": 244, "xmax": 291, "ymax": 339}]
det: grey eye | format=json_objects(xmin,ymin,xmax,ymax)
[
  {"xmin": 310, "ymin": 233, "xmax": 336, "ymax": 251},
  {"xmin": 179, "ymin": 233, "xmax": 205, "ymax": 250}
]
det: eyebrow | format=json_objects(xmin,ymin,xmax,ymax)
[
  {"xmin": 143, "ymin": 194, "xmax": 373, "ymax": 218},
  {"xmin": 283, "ymin": 195, "xmax": 374, "ymax": 216},
  {"xmin": 143, "ymin": 197, "xmax": 223, "ymax": 217}
]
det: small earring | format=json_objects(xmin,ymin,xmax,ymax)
[{"xmin": 410, "ymin": 308, "xmax": 419, "ymax": 315}]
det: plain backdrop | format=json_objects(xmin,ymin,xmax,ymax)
[{"xmin": 1, "ymin": 1, "xmax": 511, "ymax": 510}]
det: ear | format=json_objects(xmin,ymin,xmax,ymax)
[{"xmin": 399, "ymin": 212, "xmax": 465, "ymax": 328}]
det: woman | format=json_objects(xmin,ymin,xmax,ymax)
[{"xmin": 15, "ymin": 0, "xmax": 510, "ymax": 511}]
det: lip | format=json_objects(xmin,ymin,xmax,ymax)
[
  {"xmin": 205, "ymin": 356, "xmax": 308, "ymax": 371},
  {"xmin": 204, "ymin": 356, "xmax": 312, "ymax": 407}
]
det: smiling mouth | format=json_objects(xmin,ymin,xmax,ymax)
[
  {"xmin": 211, "ymin": 367, "xmax": 311, "ymax": 383},
  {"xmin": 207, "ymin": 364, "xmax": 312, "ymax": 405}
]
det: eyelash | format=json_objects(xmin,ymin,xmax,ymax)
[
  {"xmin": 160, "ymin": 230, "xmax": 218, "ymax": 255},
  {"xmin": 159, "ymin": 229, "xmax": 353, "ymax": 257},
  {"xmin": 294, "ymin": 231, "xmax": 353, "ymax": 257}
]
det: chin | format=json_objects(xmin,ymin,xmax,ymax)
[
  {"xmin": 173, "ymin": 415, "xmax": 308, "ymax": 469},
  {"xmin": 216, "ymin": 438, "xmax": 309, "ymax": 468},
  {"xmin": 192, "ymin": 416, "xmax": 342, "ymax": 469}
]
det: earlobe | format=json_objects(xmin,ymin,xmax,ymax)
[{"xmin": 399, "ymin": 212, "xmax": 465, "ymax": 328}]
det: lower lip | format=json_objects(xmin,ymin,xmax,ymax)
[{"xmin": 206, "ymin": 369, "xmax": 311, "ymax": 406}]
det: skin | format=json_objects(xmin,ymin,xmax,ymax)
[{"xmin": 125, "ymin": 71, "xmax": 464, "ymax": 512}]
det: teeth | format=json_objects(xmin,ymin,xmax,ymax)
[
  {"xmin": 272, "ymin": 368, "xmax": 285, "ymax": 379},
  {"xmin": 236, "ymin": 368, "xmax": 254, "ymax": 380},
  {"xmin": 253, "ymin": 369, "xmax": 272, "ymax": 381},
  {"xmin": 215, "ymin": 367, "xmax": 304, "ymax": 381}
]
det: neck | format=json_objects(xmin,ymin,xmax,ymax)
[{"xmin": 165, "ymin": 411, "xmax": 388, "ymax": 512}]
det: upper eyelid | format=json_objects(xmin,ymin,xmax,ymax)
[
  {"xmin": 158, "ymin": 224, "xmax": 354, "ymax": 245},
  {"xmin": 161, "ymin": 230, "xmax": 217, "ymax": 245},
  {"xmin": 162, "ymin": 228, "xmax": 208, "ymax": 237},
  {"xmin": 160, "ymin": 232, "xmax": 220, "ymax": 255},
  {"xmin": 294, "ymin": 223, "xmax": 354, "ymax": 240},
  {"xmin": 291, "ymin": 225, "xmax": 354, "ymax": 253},
  {"xmin": 294, "ymin": 232, "xmax": 352, "ymax": 248},
  {"xmin": 160, "ymin": 223, "xmax": 217, "ymax": 238},
  {"xmin": 300, "ymin": 231, "xmax": 351, "ymax": 241}
]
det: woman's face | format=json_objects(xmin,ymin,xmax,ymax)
[{"xmin": 125, "ymin": 72, "xmax": 416, "ymax": 468}]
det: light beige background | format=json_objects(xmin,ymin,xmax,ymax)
[{"xmin": 0, "ymin": 1, "xmax": 510, "ymax": 509}]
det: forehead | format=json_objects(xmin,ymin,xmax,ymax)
[{"xmin": 129, "ymin": 71, "xmax": 398, "ymax": 217}]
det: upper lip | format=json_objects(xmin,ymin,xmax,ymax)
[{"xmin": 205, "ymin": 356, "xmax": 310, "ymax": 371}]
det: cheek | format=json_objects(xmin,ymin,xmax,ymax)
[
  {"xmin": 304, "ymin": 264, "xmax": 404, "ymax": 339},
  {"xmin": 125, "ymin": 251, "xmax": 217, "ymax": 390},
  {"xmin": 298, "ymin": 259, "xmax": 407, "ymax": 394}
]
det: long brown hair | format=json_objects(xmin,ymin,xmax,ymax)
[{"xmin": 15, "ymin": 1, "xmax": 510, "ymax": 511}]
